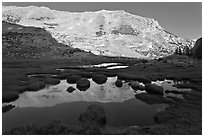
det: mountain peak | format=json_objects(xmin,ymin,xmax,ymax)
[{"xmin": 2, "ymin": 6, "xmax": 195, "ymax": 59}]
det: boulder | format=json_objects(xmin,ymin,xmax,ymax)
[
  {"xmin": 76, "ymin": 78, "xmax": 90, "ymax": 91},
  {"xmin": 115, "ymin": 80, "xmax": 123, "ymax": 87},
  {"xmin": 26, "ymin": 81, "xmax": 46, "ymax": 91},
  {"xmin": 66, "ymin": 86, "xmax": 76, "ymax": 93},
  {"xmin": 44, "ymin": 78, "xmax": 60, "ymax": 85},
  {"xmin": 131, "ymin": 82, "xmax": 145, "ymax": 91},
  {"xmin": 135, "ymin": 93, "xmax": 166, "ymax": 105},
  {"xmin": 145, "ymin": 83, "xmax": 164, "ymax": 95},
  {"xmin": 3, "ymin": 91, "xmax": 19, "ymax": 103},
  {"xmin": 92, "ymin": 74, "xmax": 107, "ymax": 84},
  {"xmin": 130, "ymin": 82, "xmax": 139, "ymax": 91},
  {"xmin": 67, "ymin": 75, "xmax": 82, "ymax": 84},
  {"xmin": 138, "ymin": 84, "xmax": 146, "ymax": 91}
]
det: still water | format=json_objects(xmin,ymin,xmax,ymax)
[{"xmin": 3, "ymin": 76, "xmax": 190, "ymax": 130}]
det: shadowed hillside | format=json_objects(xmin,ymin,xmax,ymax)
[
  {"xmin": 2, "ymin": 21, "xmax": 86, "ymax": 60},
  {"xmin": 192, "ymin": 37, "xmax": 202, "ymax": 59}
]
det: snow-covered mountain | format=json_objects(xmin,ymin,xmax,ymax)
[{"xmin": 2, "ymin": 6, "xmax": 195, "ymax": 59}]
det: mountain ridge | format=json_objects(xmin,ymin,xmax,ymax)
[{"xmin": 2, "ymin": 6, "xmax": 195, "ymax": 59}]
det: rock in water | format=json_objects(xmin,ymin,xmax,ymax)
[
  {"xmin": 76, "ymin": 78, "xmax": 90, "ymax": 91},
  {"xmin": 145, "ymin": 83, "xmax": 164, "ymax": 95},
  {"xmin": 66, "ymin": 86, "xmax": 76, "ymax": 93},
  {"xmin": 115, "ymin": 80, "xmax": 123, "ymax": 87},
  {"xmin": 131, "ymin": 82, "xmax": 145, "ymax": 91},
  {"xmin": 92, "ymin": 74, "xmax": 107, "ymax": 84}
]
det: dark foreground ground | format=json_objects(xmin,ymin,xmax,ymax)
[{"xmin": 2, "ymin": 54, "xmax": 202, "ymax": 135}]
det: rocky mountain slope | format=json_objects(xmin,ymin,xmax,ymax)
[
  {"xmin": 2, "ymin": 6, "xmax": 195, "ymax": 59},
  {"xmin": 192, "ymin": 37, "xmax": 202, "ymax": 59},
  {"xmin": 2, "ymin": 21, "xmax": 84, "ymax": 60}
]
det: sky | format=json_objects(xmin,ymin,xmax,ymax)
[{"xmin": 2, "ymin": 2, "xmax": 202, "ymax": 39}]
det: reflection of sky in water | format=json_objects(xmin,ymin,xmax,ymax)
[
  {"xmin": 7, "ymin": 78, "xmax": 191, "ymax": 108},
  {"xmin": 10, "ymin": 77, "xmax": 136, "ymax": 108},
  {"xmin": 79, "ymin": 63, "xmax": 121, "ymax": 68},
  {"xmin": 106, "ymin": 66, "xmax": 129, "ymax": 69}
]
